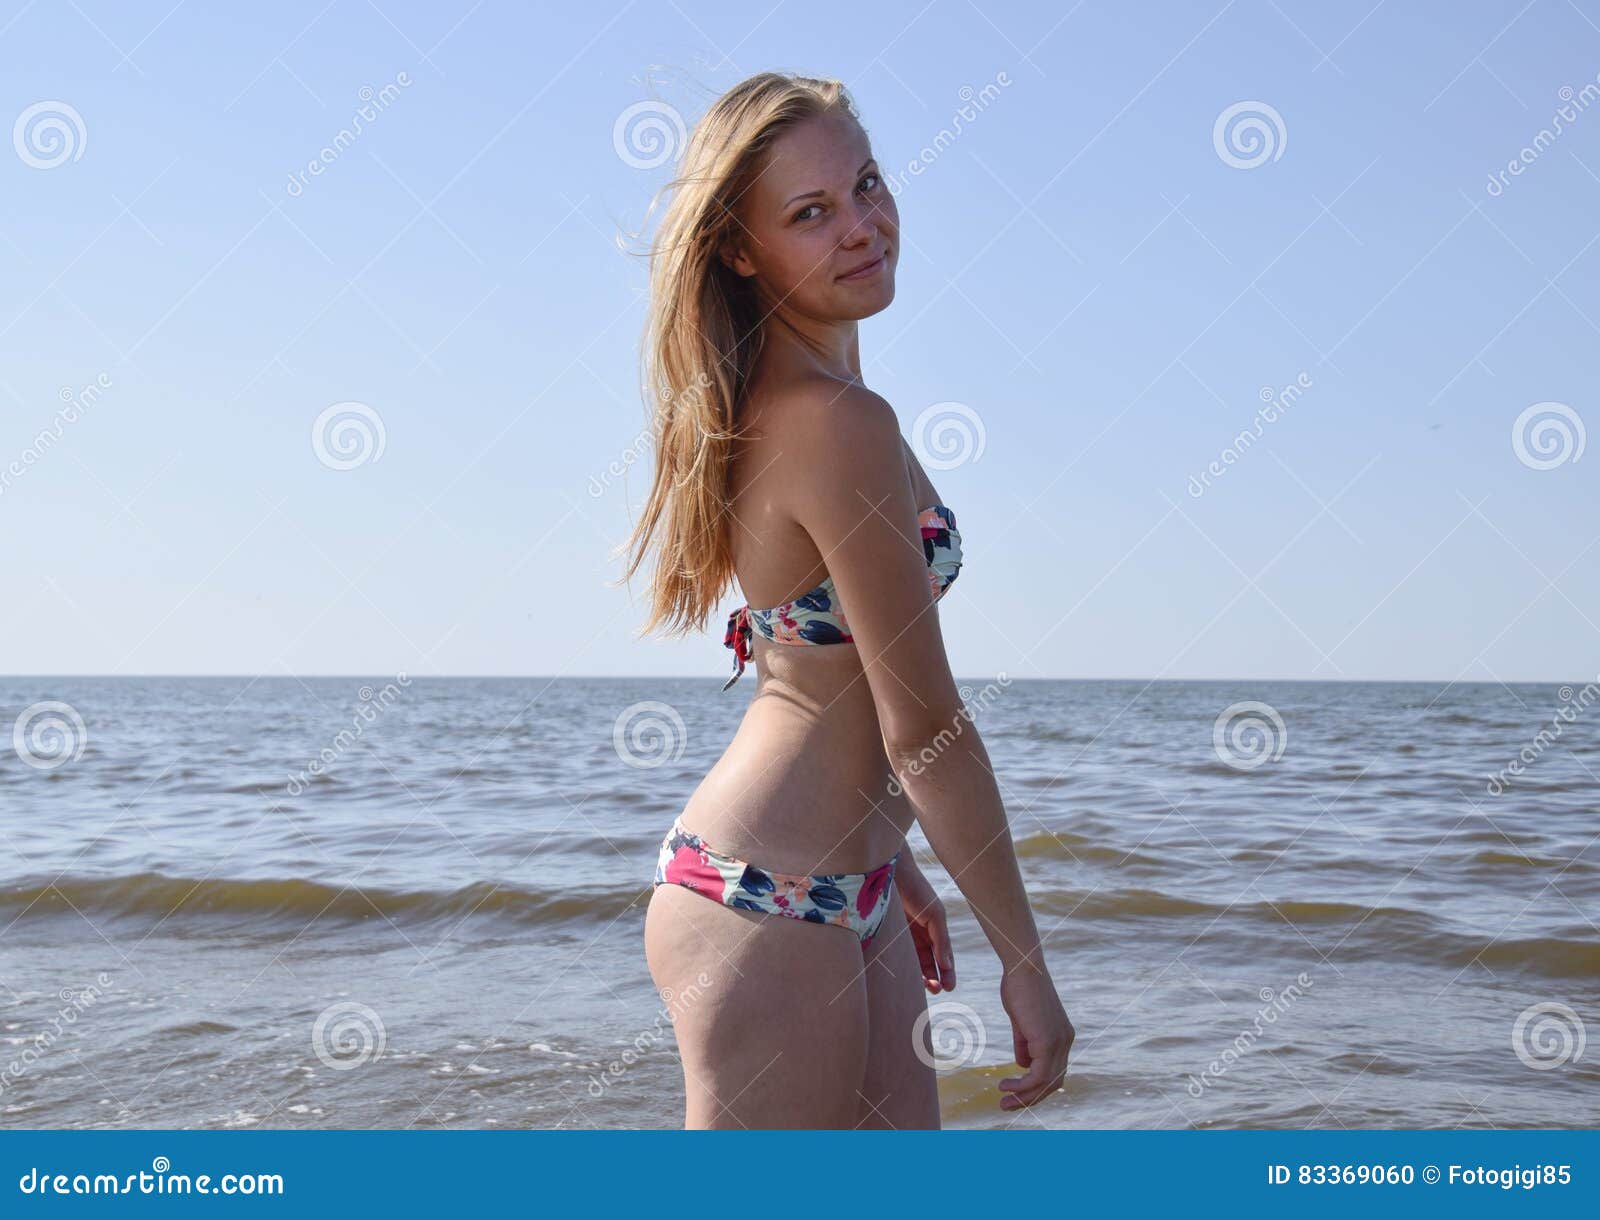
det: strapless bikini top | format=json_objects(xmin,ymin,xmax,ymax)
[{"xmin": 722, "ymin": 504, "xmax": 963, "ymax": 689}]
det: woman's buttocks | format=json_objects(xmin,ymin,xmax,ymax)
[{"xmin": 679, "ymin": 643, "xmax": 914, "ymax": 872}]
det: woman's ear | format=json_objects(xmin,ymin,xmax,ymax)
[{"xmin": 718, "ymin": 238, "xmax": 755, "ymax": 278}]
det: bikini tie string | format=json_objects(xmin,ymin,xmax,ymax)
[{"xmin": 722, "ymin": 605, "xmax": 752, "ymax": 691}]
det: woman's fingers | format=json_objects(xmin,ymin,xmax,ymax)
[
  {"xmin": 998, "ymin": 1038, "xmax": 1070, "ymax": 1109},
  {"xmin": 928, "ymin": 908, "xmax": 955, "ymax": 990},
  {"xmin": 912, "ymin": 922, "xmax": 941, "ymax": 991},
  {"xmin": 998, "ymin": 1059, "xmax": 1067, "ymax": 1109},
  {"xmin": 905, "ymin": 895, "xmax": 954, "ymax": 992}
]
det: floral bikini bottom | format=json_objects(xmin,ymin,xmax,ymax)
[{"xmin": 652, "ymin": 817, "xmax": 900, "ymax": 949}]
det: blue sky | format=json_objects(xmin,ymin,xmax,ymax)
[{"xmin": 2, "ymin": 0, "xmax": 1596, "ymax": 682}]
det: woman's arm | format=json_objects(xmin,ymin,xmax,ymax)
[
  {"xmin": 780, "ymin": 381, "xmax": 1072, "ymax": 1107},
  {"xmin": 781, "ymin": 382, "xmax": 1047, "ymax": 973},
  {"xmin": 894, "ymin": 849, "xmax": 956, "ymax": 993}
]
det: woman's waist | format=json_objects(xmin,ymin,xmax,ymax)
[
  {"xmin": 678, "ymin": 740, "xmax": 913, "ymax": 873},
  {"xmin": 728, "ymin": 697, "xmax": 901, "ymax": 795}
]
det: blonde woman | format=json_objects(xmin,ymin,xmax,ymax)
[{"xmin": 624, "ymin": 72, "xmax": 1073, "ymax": 1129}]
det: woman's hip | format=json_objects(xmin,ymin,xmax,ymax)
[{"xmin": 652, "ymin": 814, "xmax": 901, "ymax": 949}]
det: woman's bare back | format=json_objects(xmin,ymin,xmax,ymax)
[{"xmin": 675, "ymin": 373, "xmax": 945, "ymax": 874}]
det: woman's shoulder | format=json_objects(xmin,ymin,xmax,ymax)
[
  {"xmin": 754, "ymin": 374, "xmax": 899, "ymax": 452},
  {"xmin": 734, "ymin": 374, "xmax": 907, "ymax": 516}
]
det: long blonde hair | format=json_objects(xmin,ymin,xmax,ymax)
[{"xmin": 617, "ymin": 72, "xmax": 860, "ymax": 640}]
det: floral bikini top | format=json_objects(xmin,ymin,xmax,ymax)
[{"xmin": 722, "ymin": 504, "xmax": 964, "ymax": 689}]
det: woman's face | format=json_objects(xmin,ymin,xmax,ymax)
[{"xmin": 720, "ymin": 111, "xmax": 899, "ymax": 322}]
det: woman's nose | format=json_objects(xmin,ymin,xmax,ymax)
[{"xmin": 842, "ymin": 202, "xmax": 881, "ymax": 244}]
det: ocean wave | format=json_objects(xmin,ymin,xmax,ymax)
[
  {"xmin": 1011, "ymin": 830, "xmax": 1162, "ymax": 869},
  {"xmin": 1019, "ymin": 887, "xmax": 1600, "ymax": 977},
  {"xmin": 0, "ymin": 872, "xmax": 644, "ymax": 928}
]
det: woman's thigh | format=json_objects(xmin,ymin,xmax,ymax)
[
  {"xmin": 644, "ymin": 881, "xmax": 870, "ymax": 1129},
  {"xmin": 855, "ymin": 888, "xmax": 941, "ymax": 1128}
]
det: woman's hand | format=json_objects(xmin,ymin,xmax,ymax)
[
  {"xmin": 896, "ymin": 856, "xmax": 955, "ymax": 993},
  {"xmin": 998, "ymin": 965, "xmax": 1074, "ymax": 1112}
]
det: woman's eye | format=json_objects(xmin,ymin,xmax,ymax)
[{"xmin": 793, "ymin": 175, "xmax": 878, "ymax": 222}]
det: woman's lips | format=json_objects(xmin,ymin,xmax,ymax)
[{"xmin": 837, "ymin": 252, "xmax": 887, "ymax": 281}]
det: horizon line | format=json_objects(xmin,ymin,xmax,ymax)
[{"xmin": 0, "ymin": 674, "xmax": 1587, "ymax": 686}]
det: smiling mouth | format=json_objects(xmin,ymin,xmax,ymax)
[{"xmin": 837, "ymin": 252, "xmax": 887, "ymax": 281}]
